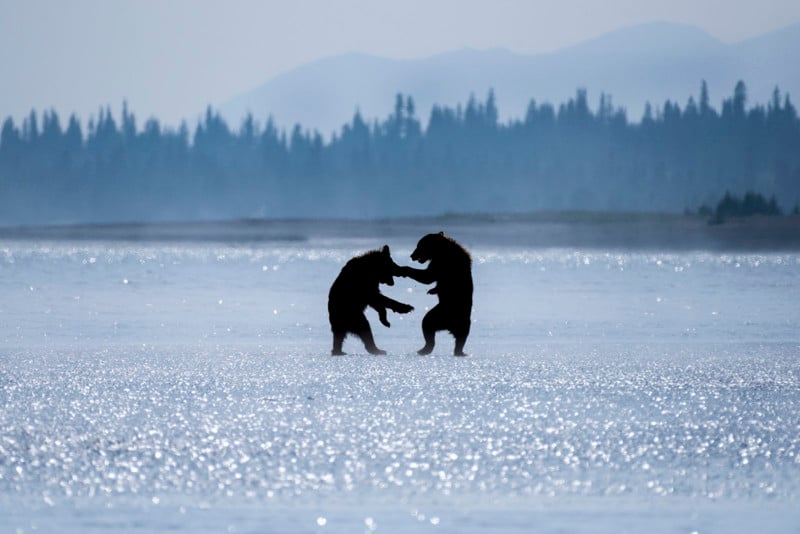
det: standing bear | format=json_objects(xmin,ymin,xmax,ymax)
[
  {"xmin": 328, "ymin": 245, "xmax": 413, "ymax": 355},
  {"xmin": 400, "ymin": 232, "xmax": 473, "ymax": 356}
]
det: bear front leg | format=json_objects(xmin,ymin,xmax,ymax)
[
  {"xmin": 370, "ymin": 295, "xmax": 412, "ymax": 327},
  {"xmin": 384, "ymin": 295, "xmax": 414, "ymax": 314},
  {"xmin": 398, "ymin": 265, "xmax": 436, "ymax": 284},
  {"xmin": 377, "ymin": 306, "xmax": 390, "ymax": 327}
]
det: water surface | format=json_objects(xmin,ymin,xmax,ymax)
[{"xmin": 1, "ymin": 222, "xmax": 799, "ymax": 532}]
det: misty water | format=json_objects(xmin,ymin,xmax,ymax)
[{"xmin": 1, "ymin": 221, "xmax": 799, "ymax": 533}]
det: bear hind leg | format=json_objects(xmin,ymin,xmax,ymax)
[
  {"xmin": 331, "ymin": 330, "xmax": 347, "ymax": 356},
  {"xmin": 451, "ymin": 320, "xmax": 471, "ymax": 357},
  {"xmin": 352, "ymin": 315, "xmax": 386, "ymax": 355},
  {"xmin": 359, "ymin": 328, "xmax": 386, "ymax": 355},
  {"xmin": 453, "ymin": 335, "xmax": 467, "ymax": 356},
  {"xmin": 417, "ymin": 330, "xmax": 435, "ymax": 355},
  {"xmin": 418, "ymin": 307, "xmax": 443, "ymax": 355}
]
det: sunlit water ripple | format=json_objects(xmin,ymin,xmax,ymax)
[{"xmin": 1, "ymin": 236, "xmax": 799, "ymax": 531}]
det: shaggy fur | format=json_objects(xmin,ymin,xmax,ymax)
[
  {"xmin": 328, "ymin": 245, "xmax": 413, "ymax": 355},
  {"xmin": 400, "ymin": 232, "xmax": 473, "ymax": 356}
]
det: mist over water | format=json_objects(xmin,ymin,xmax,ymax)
[{"xmin": 1, "ymin": 222, "xmax": 799, "ymax": 532}]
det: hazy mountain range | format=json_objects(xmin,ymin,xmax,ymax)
[{"xmin": 221, "ymin": 21, "xmax": 800, "ymax": 135}]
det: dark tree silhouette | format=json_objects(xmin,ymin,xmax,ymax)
[{"xmin": 1, "ymin": 81, "xmax": 799, "ymax": 225}]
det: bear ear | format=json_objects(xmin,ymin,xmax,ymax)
[
  {"xmin": 381, "ymin": 244, "xmax": 390, "ymax": 255},
  {"xmin": 438, "ymin": 231, "xmax": 445, "ymax": 236}
]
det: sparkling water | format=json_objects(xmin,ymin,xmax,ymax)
[{"xmin": 1, "ymin": 224, "xmax": 799, "ymax": 532}]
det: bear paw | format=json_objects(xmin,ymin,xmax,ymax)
[{"xmin": 394, "ymin": 303, "xmax": 414, "ymax": 314}]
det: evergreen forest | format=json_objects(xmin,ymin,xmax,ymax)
[{"xmin": 1, "ymin": 81, "xmax": 799, "ymax": 225}]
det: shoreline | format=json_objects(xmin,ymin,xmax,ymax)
[{"xmin": 1, "ymin": 212, "xmax": 799, "ymax": 250}]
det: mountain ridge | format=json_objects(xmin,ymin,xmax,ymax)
[{"xmin": 220, "ymin": 21, "xmax": 800, "ymax": 134}]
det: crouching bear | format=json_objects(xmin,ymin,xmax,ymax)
[
  {"xmin": 328, "ymin": 245, "xmax": 414, "ymax": 355},
  {"xmin": 400, "ymin": 232, "xmax": 473, "ymax": 356}
]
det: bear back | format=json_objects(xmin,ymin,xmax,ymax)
[{"xmin": 329, "ymin": 245, "xmax": 397, "ymax": 308}]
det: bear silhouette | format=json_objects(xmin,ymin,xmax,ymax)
[
  {"xmin": 328, "ymin": 245, "xmax": 413, "ymax": 355},
  {"xmin": 400, "ymin": 232, "xmax": 473, "ymax": 356}
]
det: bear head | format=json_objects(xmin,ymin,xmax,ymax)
[
  {"xmin": 410, "ymin": 231, "xmax": 448, "ymax": 264},
  {"xmin": 372, "ymin": 244, "xmax": 399, "ymax": 286}
]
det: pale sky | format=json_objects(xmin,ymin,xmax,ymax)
[{"xmin": 1, "ymin": 0, "xmax": 799, "ymax": 128}]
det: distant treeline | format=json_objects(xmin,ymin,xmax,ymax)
[
  {"xmin": 701, "ymin": 190, "xmax": 794, "ymax": 224},
  {"xmin": 1, "ymin": 80, "xmax": 799, "ymax": 225}
]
